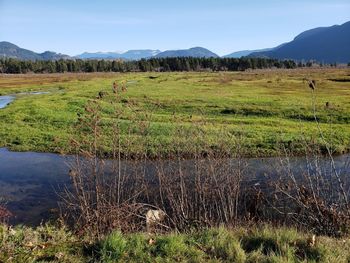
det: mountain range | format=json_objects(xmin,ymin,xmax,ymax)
[
  {"xmin": 1, "ymin": 21, "xmax": 349, "ymax": 63},
  {"xmin": 75, "ymin": 47, "xmax": 218, "ymax": 60},
  {"xmin": 75, "ymin": 50, "xmax": 161, "ymax": 60}
]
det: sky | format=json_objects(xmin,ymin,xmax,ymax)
[{"xmin": 0, "ymin": 0, "xmax": 349, "ymax": 56}]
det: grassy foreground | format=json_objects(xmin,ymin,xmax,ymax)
[
  {"xmin": 0, "ymin": 69, "xmax": 350, "ymax": 156},
  {"xmin": 0, "ymin": 224, "xmax": 349, "ymax": 262}
]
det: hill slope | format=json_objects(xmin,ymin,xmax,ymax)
[
  {"xmin": 224, "ymin": 48, "xmax": 273, "ymax": 58},
  {"xmin": 250, "ymin": 21, "xmax": 350, "ymax": 63},
  {"xmin": 156, "ymin": 47, "xmax": 219, "ymax": 58},
  {"xmin": 0, "ymin": 41, "xmax": 70, "ymax": 61}
]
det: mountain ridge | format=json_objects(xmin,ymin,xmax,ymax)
[
  {"xmin": 0, "ymin": 41, "xmax": 70, "ymax": 61},
  {"xmin": 155, "ymin": 47, "xmax": 219, "ymax": 58},
  {"xmin": 223, "ymin": 48, "xmax": 273, "ymax": 58},
  {"xmin": 75, "ymin": 49, "xmax": 161, "ymax": 60},
  {"xmin": 250, "ymin": 21, "xmax": 350, "ymax": 63}
]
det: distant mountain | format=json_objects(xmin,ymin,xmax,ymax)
[
  {"xmin": 156, "ymin": 47, "xmax": 219, "ymax": 58},
  {"xmin": 0, "ymin": 41, "xmax": 70, "ymax": 60},
  {"xmin": 250, "ymin": 21, "xmax": 350, "ymax": 63},
  {"xmin": 120, "ymin": 50, "xmax": 161, "ymax": 60},
  {"xmin": 223, "ymin": 48, "xmax": 273, "ymax": 58},
  {"xmin": 75, "ymin": 50, "xmax": 161, "ymax": 60},
  {"xmin": 40, "ymin": 51, "xmax": 70, "ymax": 60},
  {"xmin": 75, "ymin": 52, "xmax": 121, "ymax": 60},
  {"xmin": 77, "ymin": 48, "xmax": 217, "ymax": 60},
  {"xmin": 3, "ymin": 21, "xmax": 350, "ymax": 64}
]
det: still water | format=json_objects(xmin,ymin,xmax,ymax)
[
  {"xmin": 0, "ymin": 148, "xmax": 349, "ymax": 225},
  {"xmin": 0, "ymin": 95, "xmax": 15, "ymax": 109}
]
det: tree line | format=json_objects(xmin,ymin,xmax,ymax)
[{"xmin": 0, "ymin": 57, "xmax": 300, "ymax": 74}]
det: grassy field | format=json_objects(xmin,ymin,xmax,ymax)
[
  {"xmin": 0, "ymin": 68, "xmax": 350, "ymax": 157},
  {"xmin": 1, "ymin": 224, "xmax": 349, "ymax": 262}
]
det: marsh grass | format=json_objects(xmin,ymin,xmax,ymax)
[
  {"xmin": 1, "ymin": 224, "xmax": 349, "ymax": 262},
  {"xmin": 0, "ymin": 224, "xmax": 84, "ymax": 262},
  {"xmin": 0, "ymin": 69, "xmax": 350, "ymax": 156}
]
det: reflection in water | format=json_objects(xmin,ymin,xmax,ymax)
[
  {"xmin": 0, "ymin": 96, "xmax": 15, "ymax": 109},
  {"xmin": 0, "ymin": 148, "xmax": 70, "ymax": 225},
  {"xmin": 0, "ymin": 147, "xmax": 349, "ymax": 226}
]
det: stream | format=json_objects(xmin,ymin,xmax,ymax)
[{"xmin": 0, "ymin": 148, "xmax": 349, "ymax": 225}]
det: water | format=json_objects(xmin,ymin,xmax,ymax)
[
  {"xmin": 0, "ymin": 148, "xmax": 349, "ymax": 225},
  {"xmin": 0, "ymin": 148, "xmax": 70, "ymax": 225},
  {"xmin": 18, "ymin": 91, "xmax": 50, "ymax": 95},
  {"xmin": 0, "ymin": 95, "xmax": 15, "ymax": 109},
  {"xmin": 0, "ymin": 92, "xmax": 50, "ymax": 110}
]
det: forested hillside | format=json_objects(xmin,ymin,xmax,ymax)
[{"xmin": 0, "ymin": 57, "xmax": 298, "ymax": 73}]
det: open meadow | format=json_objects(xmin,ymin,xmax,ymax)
[{"xmin": 0, "ymin": 68, "xmax": 350, "ymax": 157}]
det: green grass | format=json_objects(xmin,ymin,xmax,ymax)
[
  {"xmin": 1, "ymin": 69, "xmax": 350, "ymax": 156},
  {"xmin": 0, "ymin": 224, "xmax": 83, "ymax": 262},
  {"xmin": 1, "ymin": 224, "xmax": 349, "ymax": 262}
]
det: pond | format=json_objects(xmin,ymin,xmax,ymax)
[{"xmin": 0, "ymin": 148, "xmax": 349, "ymax": 225}]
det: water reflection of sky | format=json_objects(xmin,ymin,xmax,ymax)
[
  {"xmin": 0, "ymin": 95, "xmax": 15, "ymax": 109},
  {"xmin": 0, "ymin": 148, "xmax": 70, "ymax": 225},
  {"xmin": 0, "ymin": 147, "xmax": 349, "ymax": 226}
]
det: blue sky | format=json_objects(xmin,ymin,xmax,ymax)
[{"xmin": 0, "ymin": 0, "xmax": 349, "ymax": 56}]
